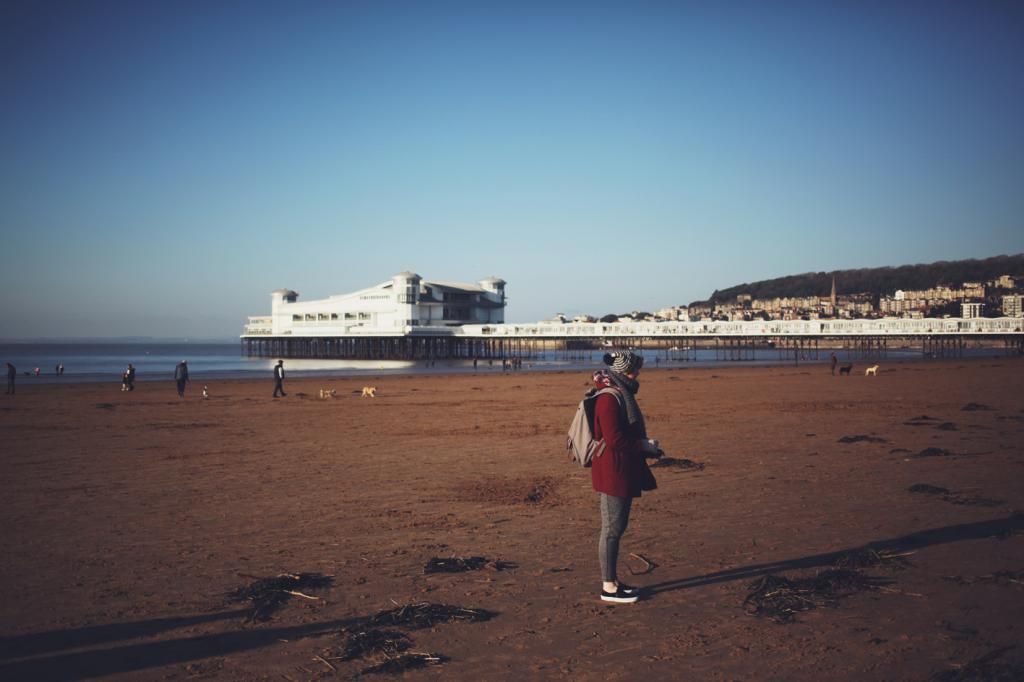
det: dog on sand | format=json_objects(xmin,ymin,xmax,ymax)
[
  {"xmin": 865, "ymin": 365, "xmax": 879, "ymax": 376},
  {"xmin": 839, "ymin": 364, "xmax": 853, "ymax": 375},
  {"xmin": 361, "ymin": 386, "xmax": 377, "ymax": 398},
  {"xmin": 319, "ymin": 388, "xmax": 337, "ymax": 399},
  {"xmin": 202, "ymin": 385, "xmax": 209, "ymax": 399}
]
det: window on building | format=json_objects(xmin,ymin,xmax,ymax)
[{"xmin": 292, "ymin": 314, "xmax": 302, "ymax": 321}]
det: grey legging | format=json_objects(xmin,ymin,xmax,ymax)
[{"xmin": 599, "ymin": 493, "xmax": 633, "ymax": 582}]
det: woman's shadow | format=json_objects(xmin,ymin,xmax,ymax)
[{"xmin": 645, "ymin": 513, "xmax": 1023, "ymax": 595}]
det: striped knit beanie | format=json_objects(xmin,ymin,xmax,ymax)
[{"xmin": 603, "ymin": 350, "xmax": 644, "ymax": 375}]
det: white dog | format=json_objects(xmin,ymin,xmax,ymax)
[
  {"xmin": 202, "ymin": 385, "xmax": 210, "ymax": 398},
  {"xmin": 864, "ymin": 365, "xmax": 879, "ymax": 376},
  {"xmin": 361, "ymin": 386, "xmax": 377, "ymax": 398}
]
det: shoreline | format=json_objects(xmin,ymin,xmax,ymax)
[{"xmin": 5, "ymin": 352, "xmax": 1020, "ymax": 388}]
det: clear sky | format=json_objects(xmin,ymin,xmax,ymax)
[{"xmin": 1, "ymin": 0, "xmax": 1021, "ymax": 338}]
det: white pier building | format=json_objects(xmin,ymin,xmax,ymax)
[{"xmin": 244, "ymin": 272, "xmax": 506, "ymax": 337}]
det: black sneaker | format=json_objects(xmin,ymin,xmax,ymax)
[{"xmin": 600, "ymin": 587, "xmax": 639, "ymax": 603}]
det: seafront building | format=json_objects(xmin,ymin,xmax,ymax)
[{"xmin": 244, "ymin": 272, "xmax": 506, "ymax": 337}]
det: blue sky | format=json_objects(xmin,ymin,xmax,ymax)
[{"xmin": 1, "ymin": 0, "xmax": 1021, "ymax": 338}]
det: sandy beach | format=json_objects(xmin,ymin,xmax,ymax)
[{"xmin": 1, "ymin": 358, "xmax": 1023, "ymax": 680}]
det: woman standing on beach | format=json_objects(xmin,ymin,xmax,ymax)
[{"xmin": 591, "ymin": 350, "xmax": 661, "ymax": 604}]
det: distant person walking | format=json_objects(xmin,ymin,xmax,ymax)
[
  {"xmin": 174, "ymin": 360, "xmax": 189, "ymax": 398},
  {"xmin": 590, "ymin": 350, "xmax": 662, "ymax": 604},
  {"xmin": 273, "ymin": 360, "xmax": 286, "ymax": 397},
  {"xmin": 830, "ymin": 352, "xmax": 838, "ymax": 376},
  {"xmin": 5, "ymin": 362, "xmax": 15, "ymax": 394},
  {"xmin": 59, "ymin": 363, "xmax": 64, "ymax": 376},
  {"xmin": 122, "ymin": 363, "xmax": 136, "ymax": 392}
]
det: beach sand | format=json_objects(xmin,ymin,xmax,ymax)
[{"xmin": 2, "ymin": 359, "xmax": 1023, "ymax": 680}]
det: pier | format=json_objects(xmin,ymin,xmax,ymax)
[{"xmin": 242, "ymin": 318, "xmax": 1024, "ymax": 361}]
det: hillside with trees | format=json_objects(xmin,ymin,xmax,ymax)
[{"xmin": 695, "ymin": 254, "xmax": 1024, "ymax": 306}]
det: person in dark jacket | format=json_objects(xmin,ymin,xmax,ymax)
[
  {"xmin": 5, "ymin": 362, "xmax": 15, "ymax": 395},
  {"xmin": 273, "ymin": 360, "xmax": 286, "ymax": 397},
  {"xmin": 591, "ymin": 350, "xmax": 662, "ymax": 604},
  {"xmin": 174, "ymin": 360, "xmax": 189, "ymax": 398},
  {"xmin": 122, "ymin": 363, "xmax": 136, "ymax": 391}
]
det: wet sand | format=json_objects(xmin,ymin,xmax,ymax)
[{"xmin": 1, "ymin": 359, "xmax": 1023, "ymax": 680}]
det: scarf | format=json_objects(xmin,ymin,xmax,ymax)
[{"xmin": 592, "ymin": 369, "xmax": 647, "ymax": 439}]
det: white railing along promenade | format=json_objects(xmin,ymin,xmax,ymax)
[{"xmin": 460, "ymin": 317, "xmax": 1022, "ymax": 338}]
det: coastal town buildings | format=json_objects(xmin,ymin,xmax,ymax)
[
  {"xmin": 599, "ymin": 272, "xmax": 1022, "ymax": 325},
  {"xmin": 1003, "ymin": 295, "xmax": 1023, "ymax": 317},
  {"xmin": 961, "ymin": 302, "xmax": 984, "ymax": 319}
]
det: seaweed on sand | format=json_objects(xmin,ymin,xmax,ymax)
[
  {"xmin": 838, "ymin": 434, "xmax": 888, "ymax": 443},
  {"xmin": 361, "ymin": 652, "xmax": 447, "ymax": 675},
  {"xmin": 913, "ymin": 447, "xmax": 956, "ymax": 458},
  {"xmin": 744, "ymin": 569, "xmax": 893, "ymax": 623},
  {"xmin": 423, "ymin": 556, "xmax": 515, "ymax": 573},
  {"xmin": 365, "ymin": 602, "xmax": 495, "ymax": 630},
  {"xmin": 323, "ymin": 629, "xmax": 411, "ymax": 662},
  {"xmin": 226, "ymin": 572, "xmax": 333, "ymax": 621},
  {"xmin": 943, "ymin": 569, "xmax": 1024, "ymax": 588},
  {"xmin": 650, "ymin": 457, "xmax": 705, "ymax": 471},
  {"xmin": 909, "ymin": 483, "xmax": 951, "ymax": 495}
]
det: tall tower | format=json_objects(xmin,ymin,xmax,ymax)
[{"xmin": 830, "ymin": 276, "xmax": 837, "ymax": 307}]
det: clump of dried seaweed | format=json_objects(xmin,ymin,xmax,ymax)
[
  {"xmin": 909, "ymin": 483, "xmax": 951, "ymax": 495},
  {"xmin": 361, "ymin": 652, "xmax": 447, "ymax": 675},
  {"xmin": 913, "ymin": 447, "xmax": 956, "ymax": 458},
  {"xmin": 365, "ymin": 602, "xmax": 495, "ymax": 630},
  {"xmin": 424, "ymin": 556, "xmax": 489, "ymax": 573},
  {"xmin": 838, "ymin": 434, "xmax": 888, "ymax": 444},
  {"xmin": 650, "ymin": 457, "xmax": 705, "ymax": 471},
  {"xmin": 834, "ymin": 548, "xmax": 913, "ymax": 571},
  {"xmin": 744, "ymin": 569, "xmax": 892, "ymax": 623},
  {"xmin": 226, "ymin": 572, "xmax": 333, "ymax": 621},
  {"xmin": 904, "ymin": 415, "xmax": 940, "ymax": 426},
  {"xmin": 943, "ymin": 569, "xmax": 1024, "ymax": 588},
  {"xmin": 322, "ymin": 629, "xmax": 411, "ymax": 662},
  {"xmin": 930, "ymin": 646, "xmax": 1023, "ymax": 681},
  {"xmin": 908, "ymin": 484, "xmax": 1004, "ymax": 508},
  {"xmin": 423, "ymin": 556, "xmax": 514, "ymax": 574}
]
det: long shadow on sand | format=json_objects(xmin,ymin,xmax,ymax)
[
  {"xmin": 646, "ymin": 513, "xmax": 1024, "ymax": 595},
  {"xmin": 0, "ymin": 613, "xmax": 365, "ymax": 681},
  {"xmin": 0, "ymin": 609, "xmax": 250, "ymax": 661}
]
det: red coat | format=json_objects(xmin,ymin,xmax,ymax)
[{"xmin": 590, "ymin": 392, "xmax": 656, "ymax": 498}]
